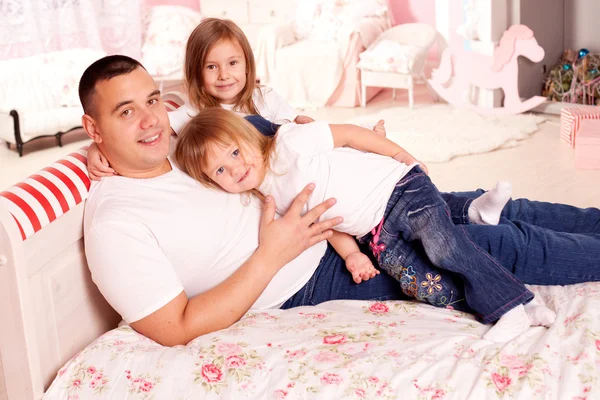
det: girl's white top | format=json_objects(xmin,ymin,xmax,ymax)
[
  {"xmin": 258, "ymin": 121, "xmax": 417, "ymax": 237},
  {"xmin": 168, "ymin": 86, "xmax": 298, "ymax": 134}
]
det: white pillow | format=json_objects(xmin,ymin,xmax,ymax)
[
  {"xmin": 54, "ymin": 49, "xmax": 107, "ymax": 108},
  {"xmin": 141, "ymin": 6, "xmax": 203, "ymax": 77},
  {"xmin": 357, "ymin": 39, "xmax": 420, "ymax": 74}
]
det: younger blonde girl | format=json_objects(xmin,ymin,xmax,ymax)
[{"xmin": 174, "ymin": 107, "xmax": 554, "ymax": 343}]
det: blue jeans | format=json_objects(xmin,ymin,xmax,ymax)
[
  {"xmin": 281, "ymin": 243, "xmax": 406, "ymax": 309},
  {"xmin": 360, "ymin": 167, "xmax": 532, "ymax": 323},
  {"xmin": 284, "ymin": 168, "xmax": 534, "ymax": 324},
  {"xmin": 244, "ymin": 115, "xmax": 280, "ymax": 136},
  {"xmin": 442, "ymin": 190, "xmax": 600, "ymax": 285},
  {"xmin": 282, "ymin": 176, "xmax": 600, "ymax": 322}
]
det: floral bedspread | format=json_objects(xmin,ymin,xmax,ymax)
[{"xmin": 44, "ymin": 283, "xmax": 600, "ymax": 399}]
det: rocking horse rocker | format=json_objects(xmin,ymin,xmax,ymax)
[{"xmin": 429, "ymin": 25, "xmax": 546, "ymax": 116}]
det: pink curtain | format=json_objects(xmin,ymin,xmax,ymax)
[{"xmin": 0, "ymin": 0, "xmax": 144, "ymax": 60}]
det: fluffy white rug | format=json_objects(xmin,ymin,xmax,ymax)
[{"xmin": 347, "ymin": 104, "xmax": 547, "ymax": 162}]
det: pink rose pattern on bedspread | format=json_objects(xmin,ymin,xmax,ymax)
[{"xmin": 45, "ymin": 283, "xmax": 600, "ymax": 399}]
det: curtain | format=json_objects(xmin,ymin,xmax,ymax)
[{"xmin": 0, "ymin": 0, "xmax": 143, "ymax": 60}]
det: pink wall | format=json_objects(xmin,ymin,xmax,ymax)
[
  {"xmin": 389, "ymin": 0, "xmax": 435, "ymax": 26},
  {"xmin": 145, "ymin": 0, "xmax": 433, "ymax": 27},
  {"xmin": 146, "ymin": 0, "xmax": 199, "ymax": 11}
]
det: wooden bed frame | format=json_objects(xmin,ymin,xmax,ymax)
[{"xmin": 0, "ymin": 186, "xmax": 120, "ymax": 400}]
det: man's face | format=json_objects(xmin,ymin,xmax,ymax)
[
  {"xmin": 202, "ymin": 39, "xmax": 247, "ymax": 105},
  {"xmin": 86, "ymin": 67, "xmax": 171, "ymax": 178}
]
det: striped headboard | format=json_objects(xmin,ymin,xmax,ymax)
[
  {"xmin": 0, "ymin": 147, "xmax": 90, "ymax": 241},
  {"xmin": 0, "ymin": 91, "xmax": 185, "ymax": 241}
]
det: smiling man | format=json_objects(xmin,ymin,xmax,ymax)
[{"xmin": 78, "ymin": 55, "xmax": 343, "ymax": 346}]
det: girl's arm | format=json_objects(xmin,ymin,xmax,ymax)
[
  {"xmin": 87, "ymin": 142, "xmax": 116, "ymax": 180},
  {"xmin": 328, "ymin": 230, "xmax": 360, "ymax": 260},
  {"xmin": 329, "ymin": 123, "xmax": 421, "ymax": 167},
  {"xmin": 328, "ymin": 230, "xmax": 379, "ymax": 284}
]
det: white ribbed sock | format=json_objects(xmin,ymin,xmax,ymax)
[
  {"xmin": 483, "ymin": 304, "xmax": 531, "ymax": 343},
  {"xmin": 468, "ymin": 181, "xmax": 513, "ymax": 225},
  {"xmin": 524, "ymin": 297, "xmax": 556, "ymax": 327}
]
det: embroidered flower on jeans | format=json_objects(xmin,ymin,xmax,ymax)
[{"xmin": 421, "ymin": 273, "xmax": 443, "ymax": 294}]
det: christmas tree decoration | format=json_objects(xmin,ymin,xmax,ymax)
[
  {"xmin": 578, "ymin": 48, "xmax": 590, "ymax": 59},
  {"xmin": 543, "ymin": 50, "xmax": 600, "ymax": 105}
]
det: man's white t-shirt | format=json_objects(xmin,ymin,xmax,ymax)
[
  {"xmin": 168, "ymin": 86, "xmax": 297, "ymax": 134},
  {"xmin": 84, "ymin": 160, "xmax": 326, "ymax": 323},
  {"xmin": 259, "ymin": 121, "xmax": 417, "ymax": 237}
]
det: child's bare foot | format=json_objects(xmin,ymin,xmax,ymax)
[
  {"xmin": 346, "ymin": 252, "xmax": 380, "ymax": 284},
  {"xmin": 373, "ymin": 119, "xmax": 386, "ymax": 137}
]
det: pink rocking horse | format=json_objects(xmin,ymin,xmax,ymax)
[{"xmin": 429, "ymin": 25, "xmax": 546, "ymax": 116}]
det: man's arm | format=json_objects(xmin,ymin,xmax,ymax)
[{"xmin": 131, "ymin": 184, "xmax": 341, "ymax": 346}]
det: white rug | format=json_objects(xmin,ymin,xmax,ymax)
[{"xmin": 347, "ymin": 104, "xmax": 547, "ymax": 162}]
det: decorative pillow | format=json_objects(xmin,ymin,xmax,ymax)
[
  {"xmin": 357, "ymin": 39, "xmax": 420, "ymax": 74},
  {"xmin": 141, "ymin": 6, "xmax": 203, "ymax": 77},
  {"xmin": 294, "ymin": 0, "xmax": 389, "ymax": 42},
  {"xmin": 52, "ymin": 49, "xmax": 107, "ymax": 108}
]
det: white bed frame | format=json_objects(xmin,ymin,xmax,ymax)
[
  {"xmin": 0, "ymin": 92, "xmax": 188, "ymax": 400},
  {"xmin": 0, "ymin": 200, "xmax": 120, "ymax": 399}
]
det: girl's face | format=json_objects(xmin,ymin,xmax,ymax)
[
  {"xmin": 202, "ymin": 140, "xmax": 264, "ymax": 193},
  {"xmin": 202, "ymin": 39, "xmax": 247, "ymax": 105}
]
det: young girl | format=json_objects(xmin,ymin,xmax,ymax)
[
  {"xmin": 87, "ymin": 17, "xmax": 386, "ymax": 178},
  {"xmin": 174, "ymin": 107, "xmax": 556, "ymax": 343}
]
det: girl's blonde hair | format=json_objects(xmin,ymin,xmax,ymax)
[
  {"xmin": 175, "ymin": 108, "xmax": 276, "ymax": 193},
  {"xmin": 184, "ymin": 18, "xmax": 259, "ymax": 114}
]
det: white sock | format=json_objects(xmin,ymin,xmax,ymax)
[
  {"xmin": 524, "ymin": 297, "xmax": 556, "ymax": 327},
  {"xmin": 483, "ymin": 304, "xmax": 531, "ymax": 343},
  {"xmin": 468, "ymin": 181, "xmax": 513, "ymax": 225}
]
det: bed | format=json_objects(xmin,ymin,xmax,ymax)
[{"xmin": 1, "ymin": 103, "xmax": 599, "ymax": 400}]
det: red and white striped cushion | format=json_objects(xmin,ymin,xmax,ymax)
[
  {"xmin": 0, "ymin": 92, "xmax": 185, "ymax": 241},
  {"xmin": 163, "ymin": 91, "xmax": 186, "ymax": 112},
  {"xmin": 0, "ymin": 147, "xmax": 90, "ymax": 241}
]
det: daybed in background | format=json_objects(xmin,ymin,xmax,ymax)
[{"xmin": 0, "ymin": 49, "xmax": 105, "ymax": 157}]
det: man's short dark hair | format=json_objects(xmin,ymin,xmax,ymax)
[{"xmin": 78, "ymin": 55, "xmax": 145, "ymax": 116}]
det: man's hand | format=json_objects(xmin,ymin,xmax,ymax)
[
  {"xmin": 294, "ymin": 115, "xmax": 315, "ymax": 124},
  {"xmin": 87, "ymin": 143, "xmax": 116, "ymax": 180},
  {"xmin": 346, "ymin": 252, "xmax": 380, "ymax": 284},
  {"xmin": 257, "ymin": 183, "xmax": 342, "ymax": 268}
]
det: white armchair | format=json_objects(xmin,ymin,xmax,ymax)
[
  {"xmin": 255, "ymin": 2, "xmax": 391, "ymax": 108},
  {"xmin": 357, "ymin": 23, "xmax": 437, "ymax": 108},
  {"xmin": 0, "ymin": 49, "xmax": 106, "ymax": 156}
]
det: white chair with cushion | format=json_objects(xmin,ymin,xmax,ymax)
[{"xmin": 357, "ymin": 23, "xmax": 437, "ymax": 108}]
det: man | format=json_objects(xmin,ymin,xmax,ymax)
[
  {"xmin": 80, "ymin": 55, "xmax": 345, "ymax": 346},
  {"xmin": 82, "ymin": 56, "xmax": 596, "ymax": 346}
]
